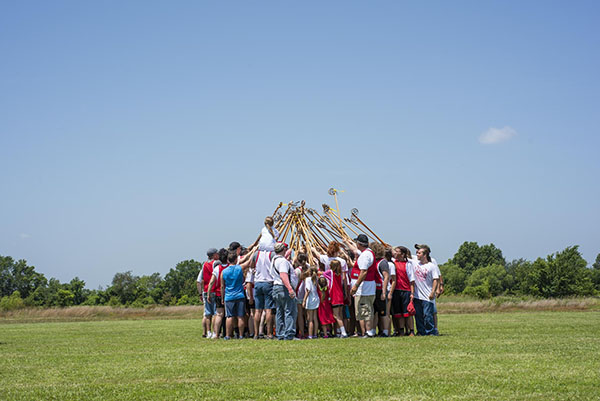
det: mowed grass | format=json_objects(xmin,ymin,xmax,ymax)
[{"xmin": 1, "ymin": 311, "xmax": 599, "ymax": 400}]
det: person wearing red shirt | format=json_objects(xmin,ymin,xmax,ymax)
[
  {"xmin": 391, "ymin": 246, "xmax": 416, "ymax": 336},
  {"xmin": 197, "ymin": 247, "xmax": 220, "ymax": 338}
]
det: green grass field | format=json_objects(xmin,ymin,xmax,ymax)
[{"xmin": 1, "ymin": 311, "xmax": 599, "ymax": 400}]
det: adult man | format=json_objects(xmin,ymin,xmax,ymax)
[
  {"xmin": 270, "ymin": 242, "xmax": 299, "ymax": 340},
  {"xmin": 411, "ymin": 244, "xmax": 439, "ymax": 336},
  {"xmin": 221, "ymin": 251, "xmax": 249, "ymax": 340},
  {"xmin": 197, "ymin": 247, "xmax": 219, "ymax": 338},
  {"xmin": 346, "ymin": 234, "xmax": 377, "ymax": 338},
  {"xmin": 206, "ymin": 248, "xmax": 228, "ymax": 339},
  {"xmin": 248, "ymin": 246, "xmax": 276, "ymax": 339},
  {"xmin": 414, "ymin": 244, "xmax": 442, "ymax": 335}
]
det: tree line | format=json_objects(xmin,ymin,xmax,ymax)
[{"xmin": 2, "ymin": 243, "xmax": 600, "ymax": 310}]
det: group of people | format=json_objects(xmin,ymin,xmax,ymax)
[{"xmin": 197, "ymin": 217, "xmax": 443, "ymax": 340}]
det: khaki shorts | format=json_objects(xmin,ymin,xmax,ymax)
[{"xmin": 355, "ymin": 295, "xmax": 375, "ymax": 320}]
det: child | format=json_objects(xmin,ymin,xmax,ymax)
[
  {"xmin": 244, "ymin": 265, "xmax": 255, "ymax": 338},
  {"xmin": 295, "ymin": 254, "xmax": 309, "ymax": 339},
  {"xmin": 327, "ymin": 260, "xmax": 348, "ymax": 338},
  {"xmin": 317, "ymin": 276, "xmax": 335, "ymax": 338},
  {"xmin": 258, "ymin": 216, "xmax": 279, "ymax": 251},
  {"xmin": 302, "ymin": 266, "xmax": 320, "ymax": 339}
]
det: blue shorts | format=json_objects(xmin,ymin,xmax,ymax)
[
  {"xmin": 225, "ymin": 299, "xmax": 246, "ymax": 317},
  {"xmin": 254, "ymin": 281, "xmax": 274, "ymax": 310},
  {"xmin": 203, "ymin": 292, "xmax": 216, "ymax": 316}
]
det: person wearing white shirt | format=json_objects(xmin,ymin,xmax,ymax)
[
  {"xmin": 270, "ymin": 242, "xmax": 298, "ymax": 340},
  {"xmin": 345, "ymin": 234, "xmax": 377, "ymax": 338},
  {"xmin": 411, "ymin": 244, "xmax": 439, "ymax": 336},
  {"xmin": 258, "ymin": 216, "xmax": 279, "ymax": 251}
]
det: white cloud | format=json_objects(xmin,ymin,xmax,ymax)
[
  {"xmin": 19, "ymin": 233, "xmax": 30, "ymax": 239},
  {"xmin": 479, "ymin": 126, "xmax": 517, "ymax": 145}
]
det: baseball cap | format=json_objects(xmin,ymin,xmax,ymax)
[
  {"xmin": 354, "ymin": 234, "xmax": 369, "ymax": 246},
  {"xmin": 414, "ymin": 244, "xmax": 431, "ymax": 253},
  {"xmin": 206, "ymin": 247, "xmax": 218, "ymax": 257},
  {"xmin": 274, "ymin": 242, "xmax": 289, "ymax": 253}
]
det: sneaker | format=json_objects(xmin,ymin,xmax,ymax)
[
  {"xmin": 223, "ymin": 336, "xmax": 231, "ymax": 340},
  {"xmin": 340, "ymin": 333, "xmax": 348, "ymax": 338}
]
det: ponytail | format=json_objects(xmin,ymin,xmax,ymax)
[{"xmin": 264, "ymin": 216, "xmax": 276, "ymax": 239}]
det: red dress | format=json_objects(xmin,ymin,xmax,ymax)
[
  {"xmin": 329, "ymin": 272, "xmax": 344, "ymax": 306},
  {"xmin": 317, "ymin": 286, "xmax": 335, "ymax": 325}
]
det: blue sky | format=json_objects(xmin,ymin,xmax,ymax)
[{"xmin": 1, "ymin": 1, "xmax": 599, "ymax": 289}]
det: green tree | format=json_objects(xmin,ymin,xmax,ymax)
[
  {"xmin": 56, "ymin": 289, "xmax": 75, "ymax": 307},
  {"xmin": 591, "ymin": 253, "xmax": 600, "ymax": 291},
  {"xmin": 539, "ymin": 246, "xmax": 594, "ymax": 297},
  {"xmin": 24, "ymin": 282, "xmax": 51, "ymax": 307},
  {"xmin": 0, "ymin": 290, "xmax": 25, "ymax": 311},
  {"xmin": 0, "ymin": 256, "xmax": 46, "ymax": 298},
  {"xmin": 507, "ymin": 258, "xmax": 534, "ymax": 295},
  {"xmin": 46, "ymin": 278, "xmax": 65, "ymax": 307},
  {"xmin": 463, "ymin": 264, "xmax": 512, "ymax": 298},
  {"xmin": 163, "ymin": 260, "xmax": 202, "ymax": 300},
  {"xmin": 450, "ymin": 242, "xmax": 506, "ymax": 275},
  {"xmin": 439, "ymin": 263, "xmax": 467, "ymax": 294},
  {"xmin": 135, "ymin": 273, "xmax": 163, "ymax": 304},
  {"xmin": 109, "ymin": 271, "xmax": 139, "ymax": 305},
  {"xmin": 67, "ymin": 277, "xmax": 87, "ymax": 305}
]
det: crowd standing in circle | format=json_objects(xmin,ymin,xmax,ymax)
[{"xmin": 197, "ymin": 218, "xmax": 444, "ymax": 340}]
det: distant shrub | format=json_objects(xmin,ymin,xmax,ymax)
[
  {"xmin": 56, "ymin": 289, "xmax": 75, "ymax": 307},
  {"xmin": 440, "ymin": 263, "xmax": 467, "ymax": 294},
  {"xmin": 463, "ymin": 264, "xmax": 512, "ymax": 299},
  {"xmin": 0, "ymin": 291, "xmax": 26, "ymax": 311},
  {"xmin": 131, "ymin": 296, "xmax": 155, "ymax": 308},
  {"xmin": 176, "ymin": 295, "xmax": 191, "ymax": 305},
  {"xmin": 82, "ymin": 293, "xmax": 101, "ymax": 306},
  {"xmin": 107, "ymin": 296, "xmax": 121, "ymax": 307}
]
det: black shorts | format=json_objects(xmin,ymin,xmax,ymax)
[
  {"xmin": 215, "ymin": 295, "xmax": 224, "ymax": 309},
  {"xmin": 392, "ymin": 290, "xmax": 411, "ymax": 318},
  {"xmin": 374, "ymin": 289, "xmax": 387, "ymax": 316}
]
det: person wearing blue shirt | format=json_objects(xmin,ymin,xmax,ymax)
[{"xmin": 221, "ymin": 251, "xmax": 249, "ymax": 339}]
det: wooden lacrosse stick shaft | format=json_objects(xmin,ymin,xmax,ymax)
[
  {"xmin": 301, "ymin": 211, "xmax": 329, "ymax": 249},
  {"xmin": 325, "ymin": 210, "xmax": 353, "ymax": 242},
  {"xmin": 353, "ymin": 214, "xmax": 390, "ymax": 247},
  {"xmin": 345, "ymin": 218, "xmax": 377, "ymax": 242},
  {"xmin": 341, "ymin": 217, "xmax": 361, "ymax": 237}
]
